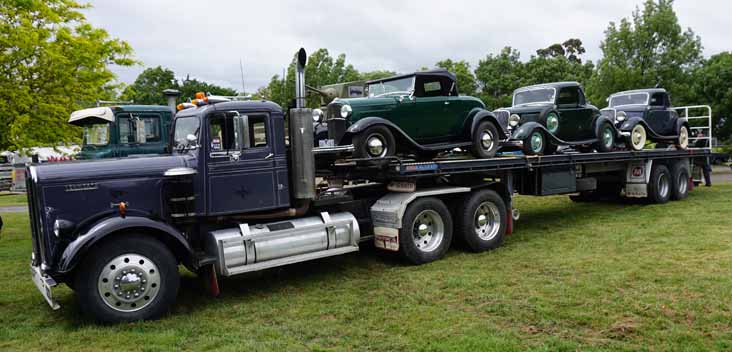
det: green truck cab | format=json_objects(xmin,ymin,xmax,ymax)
[{"xmin": 69, "ymin": 105, "xmax": 173, "ymax": 159}]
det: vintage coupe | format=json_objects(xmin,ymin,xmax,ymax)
[
  {"xmin": 494, "ymin": 82, "xmax": 618, "ymax": 155},
  {"xmin": 315, "ymin": 70, "xmax": 508, "ymax": 159},
  {"xmin": 601, "ymin": 88, "xmax": 690, "ymax": 151}
]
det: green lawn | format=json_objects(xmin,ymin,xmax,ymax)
[
  {"xmin": 0, "ymin": 193, "xmax": 26, "ymax": 207},
  {"xmin": 1, "ymin": 185, "xmax": 732, "ymax": 351}
]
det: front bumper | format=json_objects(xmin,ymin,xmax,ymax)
[{"xmin": 31, "ymin": 259, "xmax": 60, "ymax": 310}]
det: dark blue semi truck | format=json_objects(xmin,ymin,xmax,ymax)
[{"xmin": 22, "ymin": 50, "xmax": 710, "ymax": 323}]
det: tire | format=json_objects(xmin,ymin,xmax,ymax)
[
  {"xmin": 398, "ymin": 197, "xmax": 453, "ymax": 265},
  {"xmin": 670, "ymin": 161, "xmax": 690, "ymax": 200},
  {"xmin": 522, "ymin": 129, "xmax": 546, "ymax": 155},
  {"xmin": 627, "ymin": 124, "xmax": 647, "ymax": 151},
  {"xmin": 353, "ymin": 125, "xmax": 396, "ymax": 158},
  {"xmin": 648, "ymin": 164, "xmax": 671, "ymax": 204},
  {"xmin": 454, "ymin": 189, "xmax": 507, "ymax": 252},
  {"xmin": 471, "ymin": 120, "xmax": 500, "ymax": 159},
  {"xmin": 596, "ymin": 122, "xmax": 615, "ymax": 153},
  {"xmin": 75, "ymin": 234, "xmax": 180, "ymax": 323},
  {"xmin": 676, "ymin": 125, "xmax": 689, "ymax": 150}
]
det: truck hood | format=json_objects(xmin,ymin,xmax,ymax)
[{"xmin": 32, "ymin": 155, "xmax": 192, "ymax": 185}]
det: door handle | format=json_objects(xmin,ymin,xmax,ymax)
[
  {"xmin": 229, "ymin": 151, "xmax": 241, "ymax": 162},
  {"xmin": 264, "ymin": 153, "xmax": 274, "ymax": 160}
]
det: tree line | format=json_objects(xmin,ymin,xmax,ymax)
[{"xmin": 2, "ymin": 0, "xmax": 731, "ymax": 152}]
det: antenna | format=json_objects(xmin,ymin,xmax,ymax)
[{"xmin": 239, "ymin": 58, "xmax": 246, "ymax": 94}]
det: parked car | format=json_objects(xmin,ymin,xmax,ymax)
[
  {"xmin": 601, "ymin": 88, "xmax": 690, "ymax": 151},
  {"xmin": 317, "ymin": 70, "xmax": 508, "ymax": 159},
  {"xmin": 493, "ymin": 82, "xmax": 617, "ymax": 155}
]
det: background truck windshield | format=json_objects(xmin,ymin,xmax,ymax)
[
  {"xmin": 368, "ymin": 77, "xmax": 414, "ymax": 97},
  {"xmin": 513, "ymin": 88, "xmax": 556, "ymax": 106},
  {"xmin": 83, "ymin": 124, "xmax": 110, "ymax": 146}
]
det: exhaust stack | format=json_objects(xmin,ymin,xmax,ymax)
[
  {"xmin": 289, "ymin": 48, "xmax": 315, "ymax": 201},
  {"xmin": 295, "ymin": 48, "xmax": 307, "ymax": 108},
  {"xmin": 163, "ymin": 89, "xmax": 181, "ymax": 114}
]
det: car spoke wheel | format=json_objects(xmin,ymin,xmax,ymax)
[
  {"xmin": 677, "ymin": 126, "xmax": 689, "ymax": 150},
  {"xmin": 629, "ymin": 124, "xmax": 647, "ymax": 151}
]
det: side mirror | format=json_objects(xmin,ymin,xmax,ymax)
[{"xmin": 186, "ymin": 134, "xmax": 198, "ymax": 149}]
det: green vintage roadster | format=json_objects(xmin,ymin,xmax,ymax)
[
  {"xmin": 315, "ymin": 70, "xmax": 507, "ymax": 159},
  {"xmin": 494, "ymin": 82, "xmax": 618, "ymax": 155}
]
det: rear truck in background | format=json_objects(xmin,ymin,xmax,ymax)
[{"xmin": 23, "ymin": 49, "xmax": 711, "ymax": 323}]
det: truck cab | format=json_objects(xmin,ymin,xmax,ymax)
[{"xmin": 69, "ymin": 105, "xmax": 173, "ymax": 159}]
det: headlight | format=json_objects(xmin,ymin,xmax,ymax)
[
  {"xmin": 616, "ymin": 111, "xmax": 627, "ymax": 122},
  {"xmin": 509, "ymin": 114, "xmax": 521, "ymax": 127},
  {"xmin": 340, "ymin": 104, "xmax": 352, "ymax": 118},
  {"xmin": 53, "ymin": 219, "xmax": 75, "ymax": 238},
  {"xmin": 312, "ymin": 108, "xmax": 324, "ymax": 123},
  {"xmin": 546, "ymin": 113, "xmax": 559, "ymax": 133}
]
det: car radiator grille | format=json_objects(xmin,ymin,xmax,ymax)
[{"xmin": 326, "ymin": 103, "xmax": 342, "ymax": 121}]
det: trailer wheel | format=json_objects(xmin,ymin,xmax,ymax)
[
  {"xmin": 75, "ymin": 234, "xmax": 179, "ymax": 323},
  {"xmin": 471, "ymin": 120, "xmax": 500, "ymax": 159},
  {"xmin": 399, "ymin": 197, "xmax": 453, "ymax": 264},
  {"xmin": 670, "ymin": 162, "xmax": 689, "ymax": 200},
  {"xmin": 648, "ymin": 164, "xmax": 671, "ymax": 204},
  {"xmin": 455, "ymin": 189, "xmax": 506, "ymax": 252}
]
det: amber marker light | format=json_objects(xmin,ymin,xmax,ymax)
[
  {"xmin": 176, "ymin": 103, "xmax": 185, "ymax": 111},
  {"xmin": 118, "ymin": 202, "xmax": 126, "ymax": 218},
  {"xmin": 195, "ymin": 92, "xmax": 205, "ymax": 100}
]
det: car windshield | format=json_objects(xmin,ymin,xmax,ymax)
[
  {"xmin": 173, "ymin": 116, "xmax": 201, "ymax": 149},
  {"xmin": 82, "ymin": 123, "xmax": 110, "ymax": 146},
  {"xmin": 368, "ymin": 77, "xmax": 414, "ymax": 97},
  {"xmin": 513, "ymin": 88, "xmax": 556, "ymax": 106},
  {"xmin": 609, "ymin": 93, "xmax": 649, "ymax": 107}
]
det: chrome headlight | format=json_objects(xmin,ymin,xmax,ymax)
[
  {"xmin": 616, "ymin": 111, "xmax": 627, "ymax": 122},
  {"xmin": 508, "ymin": 114, "xmax": 521, "ymax": 127},
  {"xmin": 312, "ymin": 108, "xmax": 324, "ymax": 123},
  {"xmin": 53, "ymin": 219, "xmax": 75, "ymax": 238},
  {"xmin": 546, "ymin": 113, "xmax": 559, "ymax": 133},
  {"xmin": 340, "ymin": 104, "xmax": 352, "ymax": 118}
]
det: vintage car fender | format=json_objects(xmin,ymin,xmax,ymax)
[
  {"xmin": 468, "ymin": 109, "xmax": 508, "ymax": 140},
  {"xmin": 618, "ymin": 116, "xmax": 667, "ymax": 139},
  {"xmin": 593, "ymin": 115, "xmax": 620, "ymax": 138},
  {"xmin": 510, "ymin": 121, "xmax": 561, "ymax": 143},
  {"xmin": 56, "ymin": 216, "xmax": 195, "ymax": 274},
  {"xmin": 345, "ymin": 117, "xmax": 424, "ymax": 150}
]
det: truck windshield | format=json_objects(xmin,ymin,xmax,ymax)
[
  {"xmin": 368, "ymin": 77, "xmax": 414, "ymax": 97},
  {"xmin": 173, "ymin": 116, "xmax": 201, "ymax": 149},
  {"xmin": 513, "ymin": 88, "xmax": 556, "ymax": 106},
  {"xmin": 609, "ymin": 93, "xmax": 649, "ymax": 107},
  {"xmin": 83, "ymin": 124, "xmax": 110, "ymax": 146}
]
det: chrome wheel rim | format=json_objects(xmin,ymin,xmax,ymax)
[
  {"xmin": 474, "ymin": 201, "xmax": 501, "ymax": 241},
  {"xmin": 658, "ymin": 173, "xmax": 670, "ymax": 199},
  {"xmin": 678, "ymin": 171, "xmax": 688, "ymax": 195},
  {"xmin": 480, "ymin": 130, "xmax": 495, "ymax": 151},
  {"xmin": 366, "ymin": 134, "xmax": 387, "ymax": 157},
  {"xmin": 98, "ymin": 253, "xmax": 161, "ymax": 312},
  {"xmin": 631, "ymin": 125, "xmax": 646, "ymax": 150},
  {"xmin": 678, "ymin": 127, "xmax": 689, "ymax": 149},
  {"xmin": 412, "ymin": 210, "xmax": 445, "ymax": 253},
  {"xmin": 530, "ymin": 132, "xmax": 543, "ymax": 153}
]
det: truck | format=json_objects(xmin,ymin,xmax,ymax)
[
  {"xmin": 24, "ymin": 49, "xmax": 711, "ymax": 323},
  {"xmin": 69, "ymin": 90, "xmax": 180, "ymax": 159}
]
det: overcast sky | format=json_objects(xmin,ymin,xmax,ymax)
[{"xmin": 84, "ymin": 0, "xmax": 730, "ymax": 93}]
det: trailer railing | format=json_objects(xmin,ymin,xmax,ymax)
[{"xmin": 675, "ymin": 105, "xmax": 712, "ymax": 150}]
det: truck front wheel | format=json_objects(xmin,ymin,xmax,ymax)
[
  {"xmin": 399, "ymin": 197, "xmax": 453, "ymax": 264},
  {"xmin": 455, "ymin": 189, "xmax": 506, "ymax": 252},
  {"xmin": 75, "ymin": 234, "xmax": 180, "ymax": 323}
]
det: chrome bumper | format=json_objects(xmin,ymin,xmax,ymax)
[{"xmin": 31, "ymin": 260, "xmax": 60, "ymax": 310}]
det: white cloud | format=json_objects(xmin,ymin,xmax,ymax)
[{"xmin": 84, "ymin": 0, "xmax": 729, "ymax": 92}]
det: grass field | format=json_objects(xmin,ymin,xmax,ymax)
[
  {"xmin": 0, "ymin": 193, "xmax": 26, "ymax": 207},
  {"xmin": 1, "ymin": 184, "xmax": 731, "ymax": 351}
]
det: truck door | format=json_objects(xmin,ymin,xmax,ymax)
[{"xmin": 205, "ymin": 112, "xmax": 279, "ymax": 215}]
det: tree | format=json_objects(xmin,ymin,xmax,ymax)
[
  {"xmin": 178, "ymin": 75, "xmax": 237, "ymax": 102},
  {"xmin": 691, "ymin": 52, "xmax": 732, "ymax": 141},
  {"xmin": 360, "ymin": 70, "xmax": 397, "ymax": 81},
  {"xmin": 588, "ymin": 0, "xmax": 703, "ymax": 106},
  {"xmin": 436, "ymin": 59, "xmax": 477, "ymax": 95},
  {"xmin": 120, "ymin": 66, "xmax": 177, "ymax": 105},
  {"xmin": 0, "ymin": 0, "xmax": 135, "ymax": 150},
  {"xmin": 474, "ymin": 47, "xmax": 524, "ymax": 109}
]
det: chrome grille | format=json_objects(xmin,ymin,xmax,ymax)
[{"xmin": 326, "ymin": 103, "xmax": 342, "ymax": 121}]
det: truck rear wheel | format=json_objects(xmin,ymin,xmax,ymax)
[
  {"xmin": 670, "ymin": 161, "xmax": 689, "ymax": 200},
  {"xmin": 75, "ymin": 234, "xmax": 179, "ymax": 323},
  {"xmin": 455, "ymin": 189, "xmax": 506, "ymax": 252},
  {"xmin": 648, "ymin": 164, "xmax": 671, "ymax": 204},
  {"xmin": 399, "ymin": 197, "xmax": 453, "ymax": 264}
]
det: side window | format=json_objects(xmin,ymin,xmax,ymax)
[
  {"xmin": 423, "ymin": 81, "xmax": 442, "ymax": 97},
  {"xmin": 557, "ymin": 87, "xmax": 580, "ymax": 106},
  {"xmin": 118, "ymin": 115, "xmax": 161, "ymax": 144},
  {"xmin": 246, "ymin": 115, "xmax": 269, "ymax": 148},
  {"xmin": 650, "ymin": 93, "xmax": 667, "ymax": 107},
  {"xmin": 208, "ymin": 114, "xmax": 241, "ymax": 152}
]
